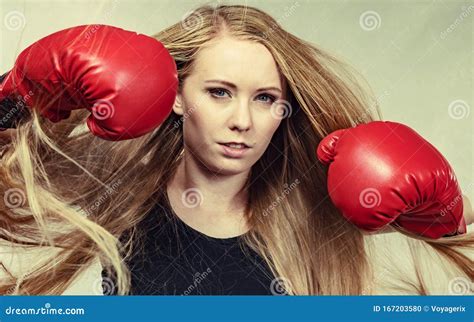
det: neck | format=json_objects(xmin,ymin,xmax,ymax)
[{"xmin": 168, "ymin": 151, "xmax": 250, "ymax": 215}]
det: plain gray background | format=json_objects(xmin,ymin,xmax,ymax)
[{"xmin": 1, "ymin": 0, "xmax": 472, "ymax": 202}]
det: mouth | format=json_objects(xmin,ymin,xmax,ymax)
[
  {"xmin": 218, "ymin": 142, "xmax": 251, "ymax": 149},
  {"xmin": 218, "ymin": 142, "xmax": 251, "ymax": 158}
]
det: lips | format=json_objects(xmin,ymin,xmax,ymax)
[
  {"xmin": 219, "ymin": 142, "xmax": 251, "ymax": 149},
  {"xmin": 218, "ymin": 142, "xmax": 250, "ymax": 158}
]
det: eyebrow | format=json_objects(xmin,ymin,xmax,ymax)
[{"xmin": 204, "ymin": 79, "xmax": 282, "ymax": 93}]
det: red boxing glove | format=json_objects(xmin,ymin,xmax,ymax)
[
  {"xmin": 316, "ymin": 121, "xmax": 466, "ymax": 239},
  {"xmin": 0, "ymin": 24, "xmax": 178, "ymax": 140}
]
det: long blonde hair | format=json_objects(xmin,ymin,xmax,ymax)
[{"xmin": 0, "ymin": 4, "xmax": 472, "ymax": 295}]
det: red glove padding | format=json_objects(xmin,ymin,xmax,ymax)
[
  {"xmin": 316, "ymin": 121, "xmax": 466, "ymax": 239},
  {"xmin": 0, "ymin": 24, "xmax": 178, "ymax": 140}
]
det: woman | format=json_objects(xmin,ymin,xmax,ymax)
[{"xmin": 0, "ymin": 4, "xmax": 472, "ymax": 295}]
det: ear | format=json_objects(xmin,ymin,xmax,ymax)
[{"xmin": 172, "ymin": 93, "xmax": 184, "ymax": 116}]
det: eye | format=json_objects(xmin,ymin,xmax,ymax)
[
  {"xmin": 256, "ymin": 93, "xmax": 277, "ymax": 104},
  {"xmin": 208, "ymin": 88, "xmax": 231, "ymax": 99}
]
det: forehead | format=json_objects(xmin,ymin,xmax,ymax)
[{"xmin": 190, "ymin": 36, "xmax": 283, "ymax": 87}]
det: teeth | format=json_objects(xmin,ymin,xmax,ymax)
[{"xmin": 226, "ymin": 143, "xmax": 246, "ymax": 149}]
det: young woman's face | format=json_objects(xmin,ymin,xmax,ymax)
[{"xmin": 173, "ymin": 35, "xmax": 286, "ymax": 175}]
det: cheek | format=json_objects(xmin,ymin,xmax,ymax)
[
  {"xmin": 183, "ymin": 108, "xmax": 217, "ymax": 146},
  {"xmin": 255, "ymin": 116, "xmax": 281, "ymax": 144}
]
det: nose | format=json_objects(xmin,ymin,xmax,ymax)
[{"xmin": 228, "ymin": 99, "xmax": 252, "ymax": 132}]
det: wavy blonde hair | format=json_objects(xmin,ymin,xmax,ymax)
[{"xmin": 0, "ymin": 4, "xmax": 472, "ymax": 295}]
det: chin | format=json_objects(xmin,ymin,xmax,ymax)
[{"xmin": 211, "ymin": 160, "xmax": 250, "ymax": 176}]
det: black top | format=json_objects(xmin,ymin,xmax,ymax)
[
  {"xmin": 105, "ymin": 192, "xmax": 277, "ymax": 295},
  {"xmin": 0, "ymin": 72, "xmax": 30, "ymax": 130}
]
